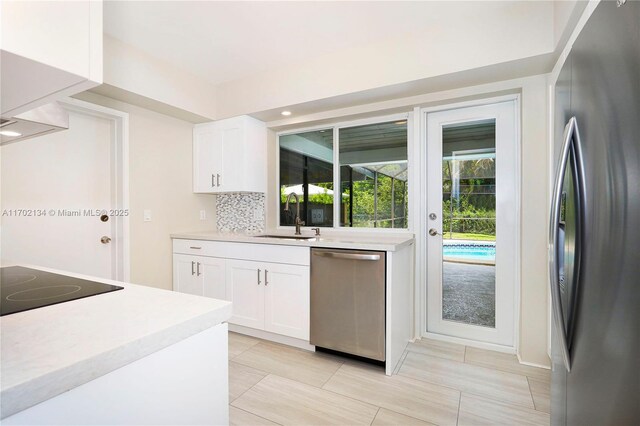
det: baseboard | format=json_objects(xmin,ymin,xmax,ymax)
[
  {"xmin": 228, "ymin": 324, "xmax": 315, "ymax": 352},
  {"xmin": 516, "ymin": 352, "xmax": 551, "ymax": 370},
  {"xmin": 422, "ymin": 332, "xmax": 516, "ymax": 354}
]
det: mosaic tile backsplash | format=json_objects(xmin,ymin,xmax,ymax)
[{"xmin": 216, "ymin": 193, "xmax": 265, "ymax": 233}]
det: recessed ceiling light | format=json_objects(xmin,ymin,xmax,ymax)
[
  {"xmin": 0, "ymin": 130, "xmax": 22, "ymax": 137},
  {"xmin": 281, "ymin": 111, "xmax": 292, "ymax": 116}
]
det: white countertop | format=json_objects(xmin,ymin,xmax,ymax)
[
  {"xmin": 0, "ymin": 266, "xmax": 232, "ymax": 419},
  {"xmin": 170, "ymin": 231, "xmax": 415, "ymax": 252}
]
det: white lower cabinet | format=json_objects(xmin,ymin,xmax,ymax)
[
  {"xmin": 173, "ymin": 240, "xmax": 311, "ymax": 341},
  {"xmin": 226, "ymin": 259, "xmax": 310, "ymax": 340},
  {"xmin": 173, "ymin": 254, "xmax": 226, "ymax": 300},
  {"xmin": 225, "ymin": 260, "xmax": 265, "ymax": 330},
  {"xmin": 262, "ymin": 262, "xmax": 310, "ymax": 340}
]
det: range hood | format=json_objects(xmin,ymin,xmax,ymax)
[{"xmin": 0, "ymin": 102, "xmax": 69, "ymax": 145}]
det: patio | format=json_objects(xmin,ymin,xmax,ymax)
[{"xmin": 442, "ymin": 261, "xmax": 496, "ymax": 327}]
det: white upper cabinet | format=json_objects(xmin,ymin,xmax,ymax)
[
  {"xmin": 193, "ymin": 115, "xmax": 267, "ymax": 193},
  {"xmin": 1, "ymin": 1, "xmax": 103, "ymax": 116}
]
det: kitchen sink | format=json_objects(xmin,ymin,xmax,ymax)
[{"xmin": 253, "ymin": 234, "xmax": 317, "ymax": 241}]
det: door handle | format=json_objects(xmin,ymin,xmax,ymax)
[
  {"xmin": 428, "ymin": 228, "xmax": 442, "ymax": 237},
  {"xmin": 265, "ymin": 269, "xmax": 268, "ymax": 286},
  {"xmin": 549, "ymin": 116, "xmax": 586, "ymax": 373},
  {"xmin": 100, "ymin": 236, "xmax": 112, "ymax": 244},
  {"xmin": 257, "ymin": 268, "xmax": 261, "ymax": 285},
  {"xmin": 197, "ymin": 262, "xmax": 201, "ymax": 276},
  {"xmin": 191, "ymin": 261, "xmax": 195, "ymax": 276},
  {"xmin": 313, "ymin": 251, "xmax": 380, "ymax": 261}
]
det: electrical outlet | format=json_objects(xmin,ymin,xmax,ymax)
[
  {"xmin": 143, "ymin": 209, "xmax": 151, "ymax": 222},
  {"xmin": 200, "ymin": 210, "xmax": 206, "ymax": 220}
]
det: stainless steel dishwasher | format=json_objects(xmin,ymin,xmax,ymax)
[{"xmin": 310, "ymin": 247, "xmax": 386, "ymax": 361}]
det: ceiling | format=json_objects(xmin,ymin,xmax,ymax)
[{"xmin": 104, "ymin": 1, "xmax": 449, "ymax": 86}]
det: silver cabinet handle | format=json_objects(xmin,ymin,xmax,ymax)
[
  {"xmin": 191, "ymin": 261, "xmax": 195, "ymax": 276},
  {"xmin": 313, "ymin": 251, "xmax": 381, "ymax": 261},
  {"xmin": 190, "ymin": 246, "xmax": 202, "ymax": 250},
  {"xmin": 257, "ymin": 268, "xmax": 261, "ymax": 285},
  {"xmin": 217, "ymin": 174, "xmax": 221, "ymax": 187},
  {"xmin": 265, "ymin": 269, "xmax": 268, "ymax": 286},
  {"xmin": 211, "ymin": 174, "xmax": 215, "ymax": 187},
  {"xmin": 549, "ymin": 116, "xmax": 585, "ymax": 373},
  {"xmin": 197, "ymin": 262, "xmax": 201, "ymax": 276}
]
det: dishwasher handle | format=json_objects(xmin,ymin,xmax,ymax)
[{"xmin": 313, "ymin": 251, "xmax": 380, "ymax": 261}]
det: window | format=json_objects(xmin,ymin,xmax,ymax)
[
  {"xmin": 279, "ymin": 129, "xmax": 334, "ymax": 227},
  {"xmin": 278, "ymin": 117, "xmax": 409, "ymax": 229}
]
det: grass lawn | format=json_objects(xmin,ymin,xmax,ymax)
[{"xmin": 443, "ymin": 232, "xmax": 496, "ymax": 241}]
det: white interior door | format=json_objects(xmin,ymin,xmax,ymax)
[
  {"xmin": 1, "ymin": 109, "xmax": 116, "ymax": 279},
  {"xmin": 425, "ymin": 100, "xmax": 517, "ymax": 347}
]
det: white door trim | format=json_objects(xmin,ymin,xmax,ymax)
[
  {"xmin": 416, "ymin": 95, "xmax": 521, "ymax": 351},
  {"xmin": 58, "ymin": 97, "xmax": 130, "ymax": 282}
]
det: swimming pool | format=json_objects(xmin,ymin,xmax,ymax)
[{"xmin": 443, "ymin": 242, "xmax": 495, "ymax": 263}]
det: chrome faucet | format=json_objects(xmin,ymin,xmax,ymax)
[{"xmin": 284, "ymin": 192, "xmax": 305, "ymax": 235}]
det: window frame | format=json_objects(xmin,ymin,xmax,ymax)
[{"xmin": 276, "ymin": 112, "xmax": 412, "ymax": 232}]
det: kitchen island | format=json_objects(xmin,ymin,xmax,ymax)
[{"xmin": 0, "ymin": 266, "xmax": 232, "ymax": 425}]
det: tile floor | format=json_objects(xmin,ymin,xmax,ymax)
[{"xmin": 228, "ymin": 333, "xmax": 551, "ymax": 426}]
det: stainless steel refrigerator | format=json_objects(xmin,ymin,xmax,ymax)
[{"xmin": 550, "ymin": 1, "xmax": 640, "ymax": 425}]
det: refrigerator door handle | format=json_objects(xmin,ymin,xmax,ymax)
[{"xmin": 549, "ymin": 116, "xmax": 585, "ymax": 373}]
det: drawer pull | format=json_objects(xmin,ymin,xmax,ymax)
[{"xmin": 190, "ymin": 246, "xmax": 202, "ymax": 250}]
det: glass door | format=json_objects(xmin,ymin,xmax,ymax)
[{"xmin": 426, "ymin": 101, "xmax": 517, "ymax": 346}]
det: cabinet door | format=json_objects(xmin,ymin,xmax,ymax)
[
  {"xmin": 173, "ymin": 254, "xmax": 202, "ymax": 296},
  {"xmin": 263, "ymin": 263, "xmax": 310, "ymax": 340},
  {"xmin": 199, "ymin": 257, "xmax": 227, "ymax": 301},
  {"xmin": 193, "ymin": 126, "xmax": 223, "ymax": 193},
  {"xmin": 218, "ymin": 122, "xmax": 243, "ymax": 192},
  {"xmin": 192, "ymin": 116, "xmax": 267, "ymax": 194},
  {"xmin": 1, "ymin": 1, "xmax": 101, "ymax": 117},
  {"xmin": 225, "ymin": 260, "xmax": 264, "ymax": 329}
]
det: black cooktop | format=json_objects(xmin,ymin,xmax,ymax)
[{"xmin": 0, "ymin": 266, "xmax": 123, "ymax": 316}]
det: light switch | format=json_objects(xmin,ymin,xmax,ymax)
[
  {"xmin": 143, "ymin": 209, "xmax": 151, "ymax": 222},
  {"xmin": 200, "ymin": 210, "xmax": 206, "ymax": 220}
]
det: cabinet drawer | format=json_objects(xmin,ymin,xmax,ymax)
[{"xmin": 172, "ymin": 239, "xmax": 310, "ymax": 266}]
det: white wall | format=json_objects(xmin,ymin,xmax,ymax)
[
  {"xmin": 266, "ymin": 75, "xmax": 551, "ymax": 367},
  {"xmin": 98, "ymin": 2, "xmax": 557, "ymax": 124},
  {"xmin": 74, "ymin": 92, "xmax": 217, "ymax": 290},
  {"xmin": 214, "ymin": 2, "xmax": 554, "ymax": 119},
  {"xmin": 553, "ymin": 0, "xmax": 588, "ymax": 51},
  {"xmin": 518, "ymin": 77, "xmax": 550, "ymax": 368},
  {"xmin": 101, "ymin": 36, "xmax": 217, "ymax": 121}
]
